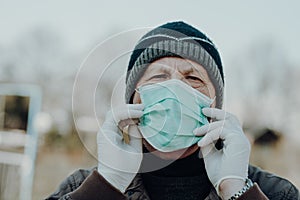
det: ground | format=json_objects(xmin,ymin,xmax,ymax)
[{"xmin": 32, "ymin": 136, "xmax": 300, "ymax": 200}]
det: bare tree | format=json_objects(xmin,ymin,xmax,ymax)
[{"xmin": 227, "ymin": 38, "xmax": 300, "ymax": 134}]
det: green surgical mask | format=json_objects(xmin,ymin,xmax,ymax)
[{"xmin": 137, "ymin": 79, "xmax": 214, "ymax": 152}]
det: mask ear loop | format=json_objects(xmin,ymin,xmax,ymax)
[
  {"xmin": 134, "ymin": 83, "xmax": 154, "ymax": 96},
  {"xmin": 205, "ymin": 96, "xmax": 216, "ymax": 124},
  {"xmin": 134, "ymin": 88, "xmax": 143, "ymax": 108},
  {"xmin": 135, "ymin": 88, "xmax": 140, "ymax": 94},
  {"xmin": 210, "ymin": 96, "xmax": 216, "ymax": 107},
  {"xmin": 206, "ymin": 95, "xmax": 224, "ymax": 150}
]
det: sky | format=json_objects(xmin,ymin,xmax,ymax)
[
  {"xmin": 1, "ymin": 0, "xmax": 300, "ymax": 65},
  {"xmin": 1, "ymin": 0, "xmax": 300, "ymax": 137}
]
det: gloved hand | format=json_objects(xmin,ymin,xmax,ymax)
[
  {"xmin": 193, "ymin": 108, "xmax": 251, "ymax": 195},
  {"xmin": 97, "ymin": 104, "xmax": 144, "ymax": 193}
]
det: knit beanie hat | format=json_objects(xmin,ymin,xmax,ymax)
[{"xmin": 125, "ymin": 21, "xmax": 224, "ymax": 108}]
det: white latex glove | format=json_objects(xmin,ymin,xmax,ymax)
[
  {"xmin": 193, "ymin": 108, "xmax": 251, "ymax": 194},
  {"xmin": 97, "ymin": 104, "xmax": 144, "ymax": 193}
]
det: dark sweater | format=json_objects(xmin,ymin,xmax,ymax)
[{"xmin": 141, "ymin": 149, "xmax": 213, "ymax": 200}]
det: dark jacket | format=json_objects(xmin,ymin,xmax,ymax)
[{"xmin": 46, "ymin": 165, "xmax": 299, "ymax": 200}]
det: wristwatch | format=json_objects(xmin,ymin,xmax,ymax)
[{"xmin": 228, "ymin": 178, "xmax": 254, "ymax": 200}]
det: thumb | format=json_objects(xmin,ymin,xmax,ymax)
[
  {"xmin": 128, "ymin": 125, "xmax": 143, "ymax": 151},
  {"xmin": 199, "ymin": 142, "xmax": 215, "ymax": 158}
]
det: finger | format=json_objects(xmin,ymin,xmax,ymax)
[
  {"xmin": 128, "ymin": 125, "xmax": 143, "ymax": 147},
  {"xmin": 126, "ymin": 103, "xmax": 144, "ymax": 110},
  {"xmin": 193, "ymin": 121, "xmax": 225, "ymax": 136},
  {"xmin": 197, "ymin": 127, "xmax": 225, "ymax": 147},
  {"xmin": 97, "ymin": 128, "xmax": 122, "ymax": 143},
  {"xmin": 116, "ymin": 104, "xmax": 144, "ymax": 120},
  {"xmin": 202, "ymin": 108, "xmax": 231, "ymax": 121},
  {"xmin": 114, "ymin": 109, "xmax": 144, "ymax": 122},
  {"xmin": 118, "ymin": 123, "xmax": 143, "ymax": 144},
  {"xmin": 118, "ymin": 121, "xmax": 143, "ymax": 146},
  {"xmin": 199, "ymin": 143, "xmax": 216, "ymax": 158},
  {"xmin": 118, "ymin": 119, "xmax": 139, "ymax": 130}
]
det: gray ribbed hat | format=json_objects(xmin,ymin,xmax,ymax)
[{"xmin": 125, "ymin": 21, "xmax": 224, "ymax": 108}]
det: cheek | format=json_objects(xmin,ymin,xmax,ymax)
[
  {"xmin": 132, "ymin": 92, "xmax": 142, "ymax": 104},
  {"xmin": 206, "ymin": 85, "xmax": 216, "ymax": 108},
  {"xmin": 197, "ymin": 86, "xmax": 215, "ymax": 99},
  {"xmin": 195, "ymin": 84, "xmax": 216, "ymax": 107},
  {"xmin": 211, "ymin": 100, "xmax": 217, "ymax": 108},
  {"xmin": 198, "ymin": 87, "xmax": 210, "ymax": 97}
]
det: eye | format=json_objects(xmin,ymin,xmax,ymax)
[
  {"xmin": 186, "ymin": 75, "xmax": 206, "ymax": 88},
  {"xmin": 150, "ymin": 74, "xmax": 168, "ymax": 80},
  {"xmin": 186, "ymin": 75, "xmax": 202, "ymax": 82}
]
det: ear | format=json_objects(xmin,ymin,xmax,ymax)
[{"xmin": 132, "ymin": 91, "xmax": 142, "ymax": 104}]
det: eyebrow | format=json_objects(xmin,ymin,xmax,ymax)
[
  {"xmin": 147, "ymin": 65, "xmax": 172, "ymax": 74},
  {"xmin": 146, "ymin": 61, "xmax": 207, "ymax": 80},
  {"xmin": 181, "ymin": 67, "xmax": 194, "ymax": 75}
]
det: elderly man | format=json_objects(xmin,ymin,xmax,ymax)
[{"xmin": 47, "ymin": 21, "xmax": 299, "ymax": 200}]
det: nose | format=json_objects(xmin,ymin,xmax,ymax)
[{"xmin": 171, "ymin": 71, "xmax": 189, "ymax": 85}]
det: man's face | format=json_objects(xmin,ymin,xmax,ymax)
[{"xmin": 132, "ymin": 57, "xmax": 216, "ymax": 160}]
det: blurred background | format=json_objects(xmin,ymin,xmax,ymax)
[{"xmin": 0, "ymin": 0, "xmax": 300, "ymax": 199}]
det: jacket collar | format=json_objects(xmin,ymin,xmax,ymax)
[{"xmin": 125, "ymin": 174, "xmax": 220, "ymax": 200}]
